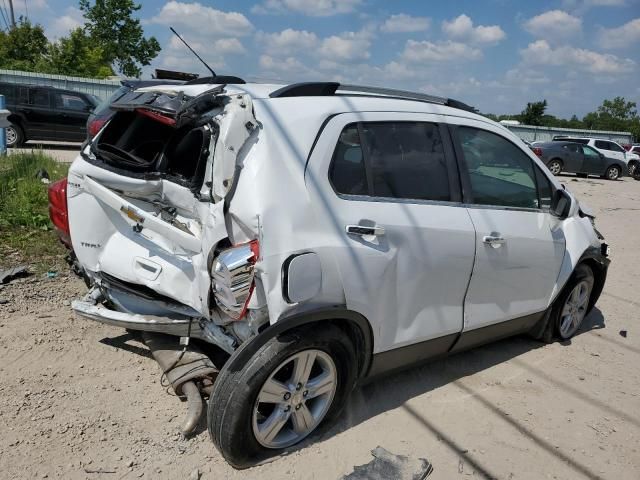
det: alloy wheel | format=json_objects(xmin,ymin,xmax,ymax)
[
  {"xmin": 252, "ymin": 349, "xmax": 337, "ymax": 449},
  {"xmin": 607, "ymin": 167, "xmax": 620, "ymax": 180},
  {"xmin": 559, "ymin": 280, "xmax": 591, "ymax": 338},
  {"xmin": 549, "ymin": 161, "xmax": 561, "ymax": 175},
  {"xmin": 6, "ymin": 126, "xmax": 17, "ymax": 146}
]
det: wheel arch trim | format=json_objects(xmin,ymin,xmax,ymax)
[{"xmin": 222, "ymin": 307, "xmax": 375, "ymax": 380}]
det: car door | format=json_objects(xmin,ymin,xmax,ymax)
[
  {"xmin": 447, "ymin": 120, "xmax": 565, "ymax": 350},
  {"xmin": 305, "ymin": 112, "xmax": 476, "ymax": 356},
  {"xmin": 53, "ymin": 91, "xmax": 93, "ymax": 141},
  {"xmin": 594, "ymin": 140, "xmax": 623, "ymax": 162},
  {"xmin": 561, "ymin": 143, "xmax": 583, "ymax": 172},
  {"xmin": 19, "ymin": 87, "xmax": 58, "ymax": 140},
  {"xmin": 582, "ymin": 145, "xmax": 606, "ymax": 174}
]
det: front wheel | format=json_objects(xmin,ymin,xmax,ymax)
[
  {"xmin": 552, "ymin": 264, "xmax": 594, "ymax": 340},
  {"xmin": 628, "ymin": 162, "xmax": 638, "ymax": 177},
  {"xmin": 208, "ymin": 325, "xmax": 357, "ymax": 468},
  {"xmin": 605, "ymin": 165, "xmax": 621, "ymax": 181}
]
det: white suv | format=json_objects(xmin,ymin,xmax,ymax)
[
  {"xmin": 51, "ymin": 82, "xmax": 610, "ymax": 468},
  {"xmin": 553, "ymin": 136, "xmax": 640, "ymax": 175}
]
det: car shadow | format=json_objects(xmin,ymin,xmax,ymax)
[{"xmin": 275, "ymin": 308, "xmax": 611, "ymax": 477}]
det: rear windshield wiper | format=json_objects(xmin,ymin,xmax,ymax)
[{"xmin": 95, "ymin": 143, "xmax": 155, "ymax": 171}]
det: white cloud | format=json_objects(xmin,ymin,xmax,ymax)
[
  {"xmin": 149, "ymin": 1, "xmax": 253, "ymax": 37},
  {"xmin": 318, "ymin": 31, "xmax": 372, "ymax": 61},
  {"xmin": 256, "ymin": 29, "xmax": 319, "ymax": 56},
  {"xmin": 252, "ymin": 0, "xmax": 362, "ymax": 17},
  {"xmin": 380, "ymin": 14, "xmax": 430, "ymax": 33},
  {"xmin": 523, "ymin": 10, "xmax": 582, "ymax": 41},
  {"xmin": 442, "ymin": 14, "xmax": 506, "ymax": 45},
  {"xmin": 401, "ymin": 40, "xmax": 483, "ymax": 62},
  {"xmin": 520, "ymin": 40, "xmax": 635, "ymax": 74},
  {"xmin": 599, "ymin": 18, "xmax": 640, "ymax": 49},
  {"xmin": 48, "ymin": 7, "xmax": 83, "ymax": 39}
]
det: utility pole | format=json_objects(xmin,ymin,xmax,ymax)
[{"xmin": 8, "ymin": 0, "xmax": 15, "ymax": 28}]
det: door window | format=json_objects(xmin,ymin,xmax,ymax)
[
  {"xmin": 29, "ymin": 89, "xmax": 50, "ymax": 107},
  {"xmin": 330, "ymin": 122, "xmax": 451, "ymax": 201},
  {"xmin": 595, "ymin": 140, "xmax": 612, "ymax": 151},
  {"xmin": 0, "ymin": 84, "xmax": 15, "ymax": 103},
  {"xmin": 563, "ymin": 143, "xmax": 580, "ymax": 153},
  {"xmin": 458, "ymin": 127, "xmax": 540, "ymax": 209},
  {"xmin": 55, "ymin": 92, "xmax": 89, "ymax": 111},
  {"xmin": 583, "ymin": 146, "xmax": 601, "ymax": 158}
]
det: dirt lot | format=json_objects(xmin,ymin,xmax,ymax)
[{"xmin": 1, "ymin": 175, "xmax": 639, "ymax": 480}]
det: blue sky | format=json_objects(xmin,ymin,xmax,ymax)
[{"xmin": 10, "ymin": 0, "xmax": 640, "ymax": 117}]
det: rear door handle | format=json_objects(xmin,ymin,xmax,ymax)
[
  {"xmin": 346, "ymin": 225, "xmax": 385, "ymax": 237},
  {"xmin": 483, "ymin": 235, "xmax": 506, "ymax": 248}
]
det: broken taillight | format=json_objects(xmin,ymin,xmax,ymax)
[
  {"xmin": 48, "ymin": 178, "xmax": 71, "ymax": 248},
  {"xmin": 211, "ymin": 240, "xmax": 259, "ymax": 320}
]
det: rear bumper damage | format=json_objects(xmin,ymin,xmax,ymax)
[{"xmin": 72, "ymin": 289, "xmax": 236, "ymax": 354}]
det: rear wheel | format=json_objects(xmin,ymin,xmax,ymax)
[
  {"xmin": 6, "ymin": 122, "xmax": 25, "ymax": 148},
  {"xmin": 548, "ymin": 159, "xmax": 562, "ymax": 175},
  {"xmin": 628, "ymin": 162, "xmax": 638, "ymax": 177},
  {"xmin": 605, "ymin": 165, "xmax": 621, "ymax": 181},
  {"xmin": 208, "ymin": 324, "xmax": 357, "ymax": 468}
]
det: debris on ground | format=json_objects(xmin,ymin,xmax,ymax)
[
  {"xmin": 35, "ymin": 168, "xmax": 50, "ymax": 184},
  {"xmin": 619, "ymin": 330, "xmax": 628, "ymax": 338},
  {"xmin": 342, "ymin": 446, "xmax": 433, "ymax": 480},
  {"xmin": 46, "ymin": 271, "xmax": 58, "ymax": 279},
  {"xmin": 0, "ymin": 265, "xmax": 29, "ymax": 285}
]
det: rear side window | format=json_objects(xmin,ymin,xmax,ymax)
[
  {"xmin": 563, "ymin": 144, "xmax": 580, "ymax": 153},
  {"xmin": 330, "ymin": 122, "xmax": 451, "ymax": 201},
  {"xmin": 572, "ymin": 139, "xmax": 589, "ymax": 145},
  {"xmin": 595, "ymin": 140, "xmax": 609, "ymax": 150},
  {"xmin": 29, "ymin": 88, "xmax": 50, "ymax": 107},
  {"xmin": 458, "ymin": 127, "xmax": 539, "ymax": 209},
  {"xmin": 329, "ymin": 124, "xmax": 368, "ymax": 196}
]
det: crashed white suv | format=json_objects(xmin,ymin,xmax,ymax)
[{"xmin": 54, "ymin": 81, "xmax": 610, "ymax": 468}]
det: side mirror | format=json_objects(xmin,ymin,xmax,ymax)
[{"xmin": 551, "ymin": 189, "xmax": 571, "ymax": 219}]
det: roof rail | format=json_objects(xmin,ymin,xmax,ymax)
[
  {"xmin": 269, "ymin": 82, "xmax": 477, "ymax": 113},
  {"xmin": 185, "ymin": 75, "xmax": 246, "ymax": 85}
]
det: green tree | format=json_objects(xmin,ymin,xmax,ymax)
[
  {"xmin": 0, "ymin": 19, "xmax": 48, "ymax": 71},
  {"xmin": 520, "ymin": 100, "xmax": 548, "ymax": 126},
  {"xmin": 79, "ymin": 0, "xmax": 161, "ymax": 77},
  {"xmin": 46, "ymin": 28, "xmax": 113, "ymax": 78},
  {"xmin": 583, "ymin": 97, "xmax": 640, "ymax": 140}
]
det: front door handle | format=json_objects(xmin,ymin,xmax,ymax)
[
  {"xmin": 346, "ymin": 225, "xmax": 385, "ymax": 237},
  {"xmin": 483, "ymin": 235, "xmax": 506, "ymax": 248}
]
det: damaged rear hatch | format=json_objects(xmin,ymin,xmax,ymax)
[{"xmin": 67, "ymin": 83, "xmax": 257, "ymax": 320}]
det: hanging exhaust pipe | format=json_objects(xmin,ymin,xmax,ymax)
[{"xmin": 141, "ymin": 331, "xmax": 218, "ymax": 436}]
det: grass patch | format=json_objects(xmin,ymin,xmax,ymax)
[{"xmin": 0, "ymin": 152, "xmax": 70, "ymax": 272}]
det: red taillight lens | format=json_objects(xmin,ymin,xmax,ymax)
[
  {"xmin": 211, "ymin": 240, "xmax": 259, "ymax": 320},
  {"xmin": 88, "ymin": 118, "xmax": 107, "ymax": 137},
  {"xmin": 532, "ymin": 147, "xmax": 543, "ymax": 157},
  {"xmin": 48, "ymin": 178, "xmax": 71, "ymax": 247}
]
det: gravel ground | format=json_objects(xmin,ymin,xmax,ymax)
[{"xmin": 0, "ymin": 175, "xmax": 639, "ymax": 480}]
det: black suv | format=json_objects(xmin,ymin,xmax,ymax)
[{"xmin": 0, "ymin": 82, "xmax": 100, "ymax": 147}]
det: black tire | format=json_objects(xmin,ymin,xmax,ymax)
[
  {"xmin": 605, "ymin": 165, "xmax": 621, "ymax": 181},
  {"xmin": 550, "ymin": 264, "xmax": 595, "ymax": 341},
  {"xmin": 629, "ymin": 162, "xmax": 638, "ymax": 177},
  {"xmin": 208, "ymin": 324, "xmax": 357, "ymax": 468},
  {"xmin": 6, "ymin": 122, "xmax": 25, "ymax": 148},
  {"xmin": 548, "ymin": 159, "xmax": 562, "ymax": 176}
]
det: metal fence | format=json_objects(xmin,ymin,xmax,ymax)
[
  {"xmin": 504, "ymin": 123, "xmax": 633, "ymax": 144},
  {"xmin": 0, "ymin": 69, "xmax": 122, "ymax": 102}
]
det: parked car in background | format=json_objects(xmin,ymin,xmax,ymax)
[
  {"xmin": 552, "ymin": 136, "xmax": 640, "ymax": 176},
  {"xmin": 533, "ymin": 141, "xmax": 626, "ymax": 180},
  {"xmin": 0, "ymin": 82, "xmax": 99, "ymax": 147},
  {"xmin": 51, "ymin": 81, "xmax": 610, "ymax": 467},
  {"xmin": 86, "ymin": 79, "xmax": 184, "ymax": 138}
]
